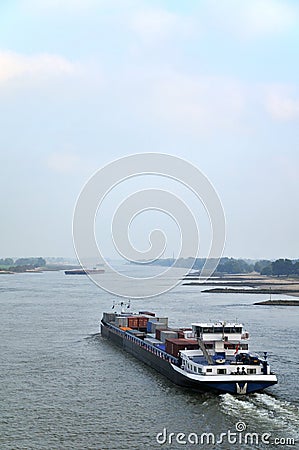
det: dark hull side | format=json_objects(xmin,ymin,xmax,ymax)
[
  {"xmin": 101, "ymin": 322, "xmax": 209, "ymax": 392},
  {"xmin": 65, "ymin": 269, "xmax": 104, "ymax": 275},
  {"xmin": 100, "ymin": 322, "xmax": 276, "ymax": 395}
]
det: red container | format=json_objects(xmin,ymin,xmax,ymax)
[
  {"xmin": 127, "ymin": 316, "xmax": 139, "ymax": 329},
  {"xmin": 127, "ymin": 315, "xmax": 150, "ymax": 329},
  {"xmin": 165, "ymin": 338, "xmax": 198, "ymax": 357},
  {"xmin": 138, "ymin": 317, "xmax": 149, "ymax": 328}
]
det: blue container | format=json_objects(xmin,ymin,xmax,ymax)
[
  {"xmin": 156, "ymin": 344, "xmax": 166, "ymax": 351},
  {"xmin": 147, "ymin": 321, "xmax": 157, "ymax": 333}
]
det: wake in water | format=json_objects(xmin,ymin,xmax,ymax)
[
  {"xmin": 84, "ymin": 332, "xmax": 101, "ymax": 339},
  {"xmin": 219, "ymin": 392, "xmax": 299, "ymax": 444}
]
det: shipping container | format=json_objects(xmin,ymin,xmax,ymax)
[
  {"xmin": 151, "ymin": 322, "xmax": 167, "ymax": 333},
  {"xmin": 160, "ymin": 330, "xmax": 178, "ymax": 343},
  {"xmin": 155, "ymin": 317, "xmax": 169, "ymax": 327},
  {"xmin": 165, "ymin": 338, "xmax": 198, "ymax": 357},
  {"xmin": 138, "ymin": 316, "xmax": 149, "ymax": 328},
  {"xmin": 127, "ymin": 329, "xmax": 145, "ymax": 339},
  {"xmin": 103, "ymin": 312, "xmax": 116, "ymax": 323},
  {"xmin": 147, "ymin": 321, "xmax": 157, "ymax": 333},
  {"xmin": 144, "ymin": 338, "xmax": 163, "ymax": 346},
  {"xmin": 155, "ymin": 328, "xmax": 168, "ymax": 340},
  {"xmin": 146, "ymin": 333, "xmax": 156, "ymax": 339},
  {"xmin": 125, "ymin": 315, "xmax": 150, "ymax": 329},
  {"xmin": 127, "ymin": 316, "xmax": 139, "ymax": 329},
  {"xmin": 116, "ymin": 316, "xmax": 128, "ymax": 327},
  {"xmin": 156, "ymin": 343, "xmax": 166, "ymax": 351},
  {"xmin": 177, "ymin": 328, "xmax": 192, "ymax": 338},
  {"xmin": 183, "ymin": 330, "xmax": 194, "ymax": 339}
]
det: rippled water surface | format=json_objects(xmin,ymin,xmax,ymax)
[{"xmin": 1, "ymin": 268, "xmax": 298, "ymax": 449}]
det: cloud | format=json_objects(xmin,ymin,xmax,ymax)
[
  {"xmin": 264, "ymin": 84, "xmax": 299, "ymax": 121},
  {"xmin": 0, "ymin": 51, "xmax": 77, "ymax": 84}
]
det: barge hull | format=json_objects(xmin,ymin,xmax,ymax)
[
  {"xmin": 101, "ymin": 322, "xmax": 209, "ymax": 391},
  {"xmin": 101, "ymin": 322, "xmax": 276, "ymax": 394}
]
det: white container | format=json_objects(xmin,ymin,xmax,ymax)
[
  {"xmin": 155, "ymin": 317, "xmax": 169, "ymax": 327},
  {"xmin": 144, "ymin": 338, "xmax": 163, "ymax": 346},
  {"xmin": 151, "ymin": 322, "xmax": 167, "ymax": 333},
  {"xmin": 103, "ymin": 312, "xmax": 116, "ymax": 323},
  {"xmin": 183, "ymin": 330, "xmax": 194, "ymax": 339},
  {"xmin": 160, "ymin": 330, "xmax": 178, "ymax": 343},
  {"xmin": 116, "ymin": 316, "xmax": 128, "ymax": 327},
  {"xmin": 146, "ymin": 333, "xmax": 156, "ymax": 339}
]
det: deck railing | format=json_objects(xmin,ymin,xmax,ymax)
[{"xmin": 102, "ymin": 321, "xmax": 178, "ymax": 365}]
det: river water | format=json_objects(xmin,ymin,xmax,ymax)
[{"xmin": 1, "ymin": 267, "xmax": 298, "ymax": 449}]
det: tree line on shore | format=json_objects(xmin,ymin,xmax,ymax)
[
  {"xmin": 150, "ymin": 256, "xmax": 299, "ymax": 276},
  {"xmin": 257, "ymin": 259, "xmax": 299, "ymax": 276},
  {"xmin": 0, "ymin": 257, "xmax": 46, "ymax": 272}
]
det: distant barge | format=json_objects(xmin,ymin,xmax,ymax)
[
  {"xmin": 101, "ymin": 303, "xmax": 277, "ymax": 395},
  {"xmin": 65, "ymin": 269, "xmax": 104, "ymax": 275}
]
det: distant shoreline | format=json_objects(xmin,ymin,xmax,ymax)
[
  {"xmin": 183, "ymin": 274, "xmax": 299, "ymax": 298},
  {"xmin": 0, "ymin": 265, "xmax": 80, "ymax": 274},
  {"xmin": 200, "ymin": 287, "xmax": 299, "ymax": 295}
]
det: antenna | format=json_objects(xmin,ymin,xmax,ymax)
[{"xmin": 112, "ymin": 299, "xmax": 131, "ymax": 313}]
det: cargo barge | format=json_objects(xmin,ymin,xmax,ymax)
[
  {"xmin": 65, "ymin": 268, "xmax": 104, "ymax": 275},
  {"xmin": 100, "ymin": 302, "xmax": 277, "ymax": 395}
]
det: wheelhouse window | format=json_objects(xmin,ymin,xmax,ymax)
[
  {"xmin": 224, "ymin": 327, "xmax": 242, "ymax": 333},
  {"xmin": 217, "ymin": 368, "xmax": 227, "ymax": 375},
  {"xmin": 195, "ymin": 325, "xmax": 243, "ymax": 335}
]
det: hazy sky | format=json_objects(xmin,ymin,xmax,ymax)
[{"xmin": 0, "ymin": 0, "xmax": 298, "ymax": 260}]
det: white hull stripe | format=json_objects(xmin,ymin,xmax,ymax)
[{"xmin": 170, "ymin": 364, "xmax": 277, "ymax": 383}]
